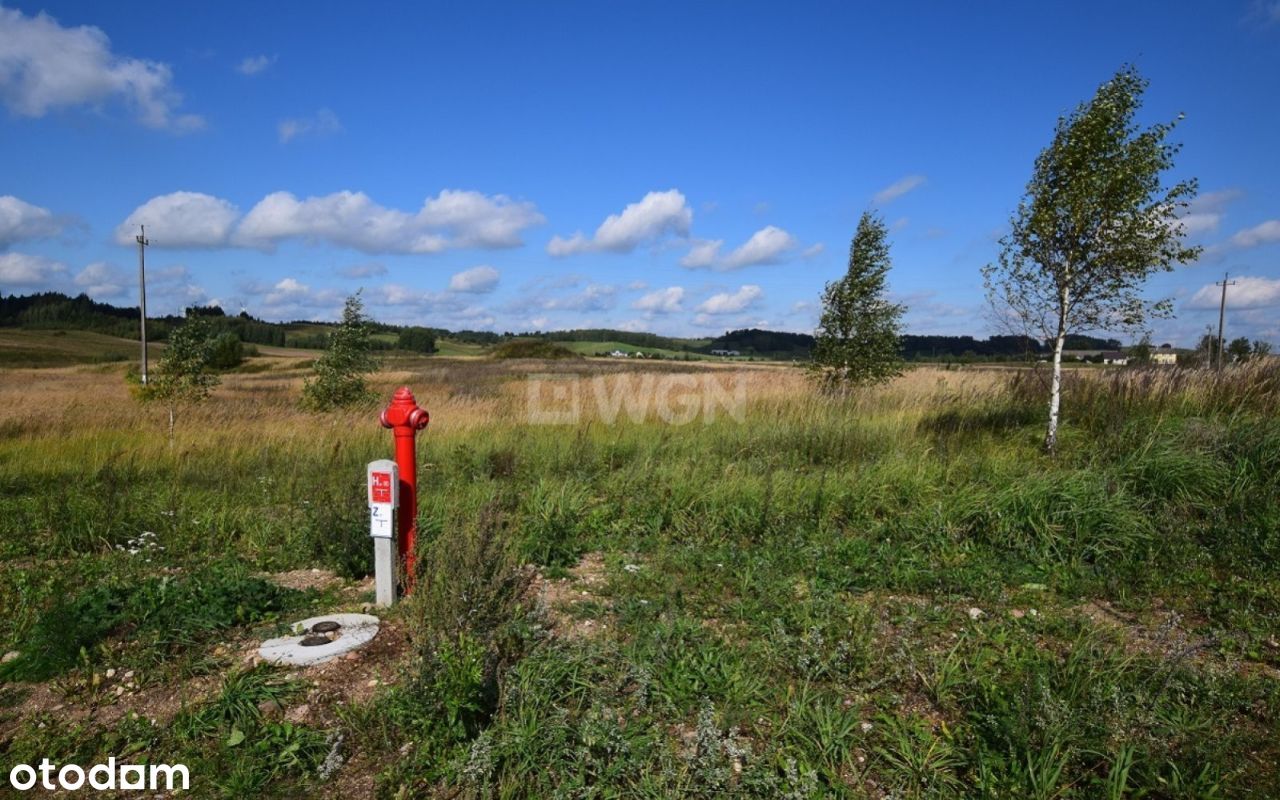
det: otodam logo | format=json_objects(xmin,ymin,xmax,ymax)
[{"xmin": 8, "ymin": 759, "xmax": 189, "ymax": 792}]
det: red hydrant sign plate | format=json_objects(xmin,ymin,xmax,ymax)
[{"xmin": 371, "ymin": 471, "xmax": 392, "ymax": 504}]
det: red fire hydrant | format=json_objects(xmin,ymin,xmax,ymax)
[{"xmin": 379, "ymin": 387, "xmax": 429, "ymax": 590}]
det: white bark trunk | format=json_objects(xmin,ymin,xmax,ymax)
[
  {"xmin": 1045, "ymin": 290, "xmax": 1068, "ymax": 454},
  {"xmin": 168, "ymin": 406, "xmax": 175, "ymax": 448}
]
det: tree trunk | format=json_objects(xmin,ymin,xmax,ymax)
[
  {"xmin": 1045, "ymin": 295, "xmax": 1068, "ymax": 454},
  {"xmin": 168, "ymin": 406, "xmax": 175, "ymax": 448}
]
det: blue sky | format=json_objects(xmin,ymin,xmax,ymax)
[{"xmin": 2, "ymin": 1, "xmax": 1279, "ymax": 345}]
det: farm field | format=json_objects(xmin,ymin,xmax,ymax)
[
  {"xmin": 0, "ymin": 329, "xmax": 152, "ymax": 368},
  {"xmin": 1, "ymin": 355, "xmax": 1278, "ymax": 797},
  {"xmin": 553, "ymin": 340, "xmax": 711, "ymax": 359}
]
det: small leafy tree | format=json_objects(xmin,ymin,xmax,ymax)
[
  {"xmin": 207, "ymin": 331, "xmax": 245, "ymax": 369},
  {"xmin": 983, "ymin": 66, "xmax": 1200, "ymax": 453},
  {"xmin": 398, "ymin": 326, "xmax": 437, "ymax": 354},
  {"xmin": 1193, "ymin": 329, "xmax": 1220, "ymax": 368},
  {"xmin": 809, "ymin": 211, "xmax": 905, "ymax": 389},
  {"xmin": 1253, "ymin": 340, "xmax": 1273, "ymax": 359},
  {"xmin": 1226, "ymin": 336, "xmax": 1252, "ymax": 364},
  {"xmin": 148, "ymin": 312, "xmax": 220, "ymax": 443},
  {"xmin": 1128, "ymin": 332, "xmax": 1154, "ymax": 365},
  {"xmin": 302, "ymin": 292, "xmax": 379, "ymax": 410}
]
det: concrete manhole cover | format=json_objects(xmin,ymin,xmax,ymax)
[{"xmin": 258, "ymin": 613, "xmax": 380, "ymax": 666}]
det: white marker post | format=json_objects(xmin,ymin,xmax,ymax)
[{"xmin": 367, "ymin": 459, "xmax": 400, "ymax": 607}]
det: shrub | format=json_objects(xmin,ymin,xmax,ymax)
[
  {"xmin": 208, "ymin": 331, "xmax": 245, "ymax": 369},
  {"xmin": 397, "ymin": 326, "xmax": 437, "ymax": 354}
]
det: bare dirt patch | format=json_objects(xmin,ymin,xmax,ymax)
[
  {"xmin": 530, "ymin": 552, "xmax": 614, "ymax": 640},
  {"xmin": 0, "ymin": 599, "xmax": 409, "ymax": 747},
  {"xmin": 278, "ymin": 618, "xmax": 412, "ymax": 729},
  {"xmin": 264, "ymin": 567, "xmax": 346, "ymax": 593},
  {"xmin": 1, "ymin": 665, "xmax": 225, "ymax": 739},
  {"xmin": 1072, "ymin": 600, "xmax": 1238, "ymax": 673}
]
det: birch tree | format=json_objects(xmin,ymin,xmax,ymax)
[
  {"xmin": 302, "ymin": 292, "xmax": 379, "ymax": 410},
  {"xmin": 983, "ymin": 66, "xmax": 1200, "ymax": 453},
  {"xmin": 149, "ymin": 312, "xmax": 220, "ymax": 444},
  {"xmin": 810, "ymin": 211, "xmax": 905, "ymax": 389}
]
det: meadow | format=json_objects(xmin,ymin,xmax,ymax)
[{"xmin": 1, "ymin": 351, "xmax": 1278, "ymax": 798}]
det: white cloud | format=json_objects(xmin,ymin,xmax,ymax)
[
  {"xmin": 0, "ymin": 7, "xmax": 203, "ymax": 130},
  {"xmin": 376, "ymin": 284, "xmax": 418, "ymax": 305},
  {"xmin": 626, "ymin": 280, "xmax": 649, "ymax": 290},
  {"xmin": 449, "ymin": 265, "xmax": 500, "ymax": 293},
  {"xmin": 680, "ymin": 239, "xmax": 722, "ymax": 268},
  {"xmin": 696, "ymin": 285, "xmax": 763, "ymax": 315},
  {"xmin": 361, "ymin": 284, "xmax": 499, "ymax": 329},
  {"xmin": 722, "ymin": 226, "xmax": 797, "ymax": 269},
  {"xmin": 542, "ymin": 284, "xmax": 616, "ymax": 311},
  {"xmin": 1227, "ymin": 220, "xmax": 1280, "ymax": 249},
  {"xmin": 278, "ymin": 108, "xmax": 342, "ymax": 143},
  {"xmin": 0, "ymin": 252, "xmax": 66, "ymax": 285},
  {"xmin": 0, "ymin": 195, "xmax": 64, "ymax": 247},
  {"xmin": 632, "ymin": 286, "xmax": 684, "ymax": 315},
  {"xmin": 873, "ymin": 175, "xmax": 926, "ymax": 205},
  {"xmin": 419, "ymin": 190, "xmax": 544, "ymax": 248},
  {"xmin": 802, "ymin": 243, "xmax": 825, "ymax": 258},
  {"xmin": 234, "ymin": 189, "xmax": 543, "ymax": 253},
  {"xmin": 114, "ymin": 191, "xmax": 240, "ymax": 247},
  {"xmin": 545, "ymin": 233, "xmax": 589, "ymax": 257},
  {"xmin": 254, "ymin": 276, "xmax": 343, "ymax": 317},
  {"xmin": 268, "ymin": 277, "xmax": 309, "ymax": 300},
  {"xmin": 1187, "ymin": 276, "xmax": 1280, "ymax": 310},
  {"xmin": 548, "ymin": 190, "xmax": 691, "ymax": 256},
  {"xmin": 147, "ymin": 264, "xmax": 209, "ymax": 308},
  {"xmin": 74, "ymin": 261, "xmax": 126, "ymax": 297},
  {"xmin": 681, "ymin": 226, "xmax": 799, "ymax": 270},
  {"xmin": 236, "ymin": 54, "xmax": 276, "ymax": 75},
  {"xmin": 508, "ymin": 283, "xmax": 617, "ymax": 315},
  {"xmin": 1176, "ymin": 189, "xmax": 1241, "ymax": 237}
]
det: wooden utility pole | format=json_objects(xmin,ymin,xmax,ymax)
[
  {"xmin": 136, "ymin": 225, "xmax": 150, "ymax": 385},
  {"xmin": 1215, "ymin": 272, "xmax": 1236, "ymax": 371}
]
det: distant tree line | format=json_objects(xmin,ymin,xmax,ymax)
[
  {"xmin": 0, "ymin": 290, "xmax": 1175, "ymax": 367},
  {"xmin": 525, "ymin": 328, "xmax": 701, "ymax": 351},
  {"xmin": 705, "ymin": 328, "xmax": 1114, "ymax": 362},
  {"xmin": 1, "ymin": 291, "xmax": 164, "ymax": 340},
  {"xmin": 0, "ymin": 292, "xmax": 287, "ymax": 346}
]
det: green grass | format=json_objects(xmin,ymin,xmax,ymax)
[
  {"xmin": 434, "ymin": 338, "xmax": 488, "ymax": 357},
  {"xmin": 1, "ymin": 361, "xmax": 1278, "ymax": 796},
  {"xmin": 553, "ymin": 340, "xmax": 716, "ymax": 360},
  {"xmin": 0, "ymin": 329, "xmax": 147, "ymax": 367},
  {"xmin": 1, "ymin": 559, "xmax": 305, "ymax": 682}
]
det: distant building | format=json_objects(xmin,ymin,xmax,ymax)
[
  {"xmin": 608, "ymin": 350, "xmax": 628, "ymax": 358},
  {"xmin": 1152, "ymin": 347, "xmax": 1177, "ymax": 365},
  {"xmin": 1102, "ymin": 351, "xmax": 1129, "ymax": 365},
  {"xmin": 710, "ymin": 349, "xmax": 740, "ymax": 357}
]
